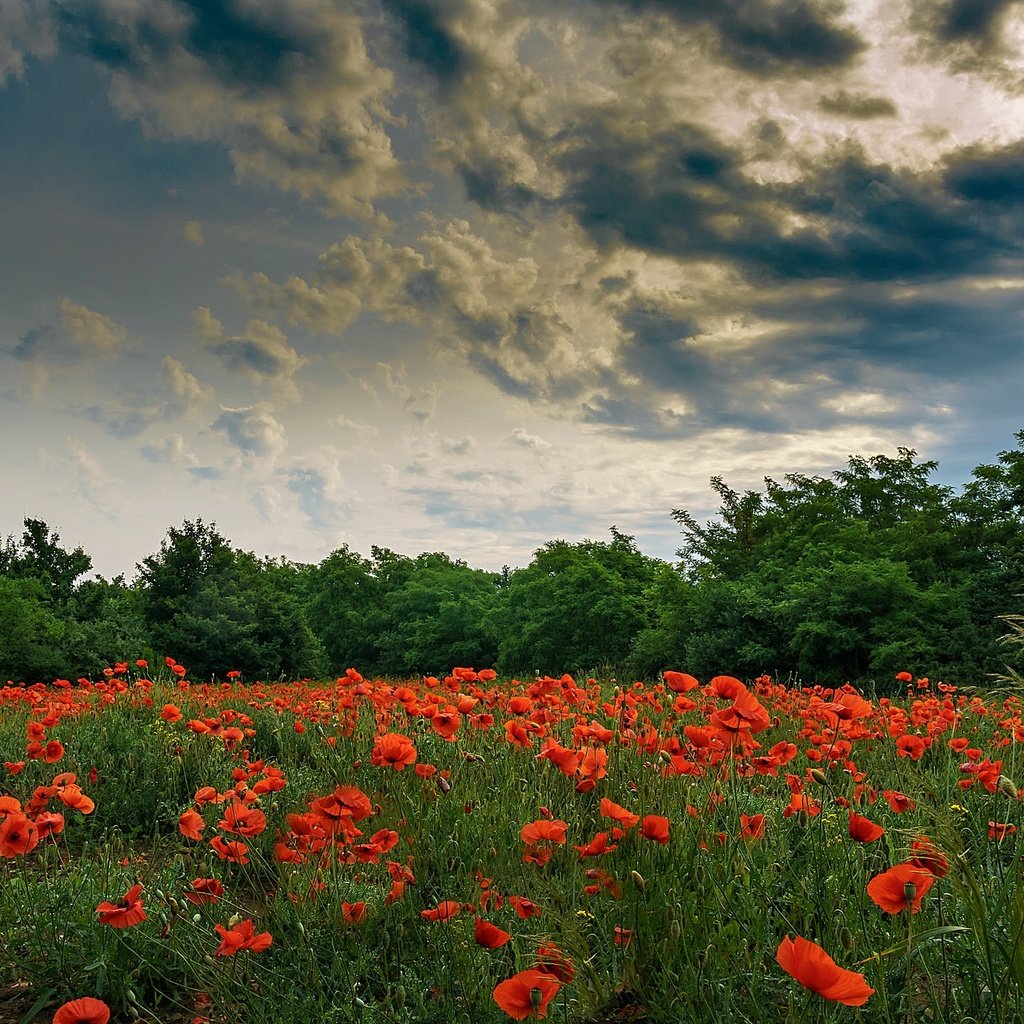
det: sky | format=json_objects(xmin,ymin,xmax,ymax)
[{"xmin": 2, "ymin": 0, "xmax": 1023, "ymax": 580}]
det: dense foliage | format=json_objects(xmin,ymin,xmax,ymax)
[{"xmin": 2, "ymin": 431, "xmax": 1023, "ymax": 685}]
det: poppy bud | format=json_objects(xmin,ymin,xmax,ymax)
[
  {"xmin": 193, "ymin": 913, "xmax": 202, "ymax": 924},
  {"xmin": 437, "ymin": 775, "xmax": 451, "ymax": 795},
  {"xmin": 128, "ymin": 1007, "xmax": 140, "ymax": 1021},
  {"xmin": 669, "ymin": 920, "xmax": 681, "ymax": 939},
  {"xmin": 126, "ymin": 990, "xmax": 138, "ymax": 1005},
  {"xmin": 998, "ymin": 775, "xmax": 1019, "ymax": 799},
  {"xmin": 631, "ymin": 870, "xmax": 646, "ymax": 892},
  {"xmin": 809, "ymin": 768, "xmax": 828, "ymax": 786},
  {"xmin": 903, "ymin": 881, "xmax": 917, "ymax": 903}
]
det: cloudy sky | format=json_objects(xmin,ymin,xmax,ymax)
[{"xmin": 2, "ymin": 0, "xmax": 1023, "ymax": 579}]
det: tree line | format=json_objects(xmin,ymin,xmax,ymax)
[{"xmin": 2, "ymin": 431, "xmax": 1023, "ymax": 686}]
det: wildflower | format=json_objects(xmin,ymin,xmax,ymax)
[
  {"xmin": 342, "ymin": 901, "xmax": 368, "ymax": 925},
  {"xmin": 740, "ymin": 814, "xmax": 766, "ymax": 841},
  {"xmin": 536, "ymin": 943, "xmax": 575, "ymax": 982},
  {"xmin": 640, "ymin": 815, "xmax": 670, "ymax": 844},
  {"xmin": 52, "ymin": 997, "xmax": 111, "ymax": 1024},
  {"xmin": 599, "ymin": 798, "xmax": 639, "ymax": 829},
  {"xmin": 509, "ymin": 896, "xmax": 543, "ymax": 919},
  {"xmin": 421, "ymin": 900, "xmax": 462, "ymax": 922},
  {"xmin": 179, "ymin": 809, "xmax": 205, "ymax": 841},
  {"xmin": 848, "ymin": 812, "xmax": 885, "ymax": 844},
  {"xmin": 214, "ymin": 918, "xmax": 272, "ymax": 956},
  {"xmin": 371, "ymin": 733, "xmax": 417, "ymax": 770},
  {"xmin": 217, "ymin": 799, "xmax": 267, "ymax": 837},
  {"xmin": 867, "ymin": 863, "xmax": 934, "ymax": 914},
  {"xmin": 185, "ymin": 878, "xmax": 224, "ymax": 905},
  {"xmin": 521, "ymin": 820, "xmax": 569, "ymax": 845},
  {"xmin": 0, "ymin": 813, "xmax": 40, "ymax": 857},
  {"xmin": 210, "ymin": 836, "xmax": 250, "ymax": 864},
  {"xmin": 663, "ymin": 671, "xmax": 699, "ymax": 692},
  {"xmin": 95, "ymin": 884, "xmax": 147, "ymax": 928},
  {"xmin": 475, "ymin": 916, "xmax": 512, "ymax": 948},
  {"xmin": 493, "ymin": 969, "xmax": 561, "ymax": 1020},
  {"xmin": 776, "ymin": 936, "xmax": 874, "ymax": 1006},
  {"xmin": 989, "ymin": 821, "xmax": 1017, "ymax": 841},
  {"xmin": 909, "ymin": 837, "xmax": 948, "ymax": 878}
]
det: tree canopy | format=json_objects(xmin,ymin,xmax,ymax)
[{"xmin": 2, "ymin": 431, "xmax": 1023, "ymax": 686}]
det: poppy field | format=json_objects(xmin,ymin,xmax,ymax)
[{"xmin": 2, "ymin": 662, "xmax": 1024, "ymax": 1024}]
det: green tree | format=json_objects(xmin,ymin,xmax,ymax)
[{"xmin": 497, "ymin": 530, "xmax": 662, "ymax": 675}]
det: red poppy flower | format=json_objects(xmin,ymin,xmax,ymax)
[
  {"xmin": 776, "ymin": 936, "xmax": 874, "ymax": 1006},
  {"xmin": 185, "ymin": 878, "xmax": 224, "ymax": 905},
  {"xmin": 95, "ymin": 884, "xmax": 147, "ymax": 928},
  {"xmin": 493, "ymin": 969, "xmax": 561, "ymax": 1020},
  {"xmin": 210, "ymin": 836, "xmax": 250, "ymax": 864},
  {"xmin": 640, "ymin": 815, "xmax": 670, "ymax": 844},
  {"xmin": 475, "ymin": 916, "xmax": 512, "ymax": 948},
  {"xmin": 740, "ymin": 814, "xmax": 766, "ymax": 841},
  {"xmin": 179, "ymin": 808, "xmax": 205, "ymax": 841},
  {"xmin": 217, "ymin": 799, "xmax": 267, "ymax": 837},
  {"xmin": 0, "ymin": 813, "xmax": 39, "ymax": 857},
  {"xmin": 663, "ymin": 671, "xmax": 699, "ymax": 693},
  {"xmin": 867, "ymin": 863, "xmax": 935, "ymax": 914},
  {"xmin": 848, "ymin": 812, "xmax": 885, "ymax": 843},
  {"xmin": 509, "ymin": 896, "xmax": 543, "ymax": 919},
  {"xmin": 521, "ymin": 820, "xmax": 569, "ymax": 845},
  {"xmin": 421, "ymin": 900, "xmax": 462, "ymax": 922},
  {"xmin": 909, "ymin": 837, "xmax": 948, "ymax": 878},
  {"xmin": 371, "ymin": 733, "xmax": 418, "ymax": 770},
  {"xmin": 214, "ymin": 918, "xmax": 272, "ymax": 956},
  {"xmin": 536, "ymin": 943, "xmax": 575, "ymax": 982},
  {"xmin": 52, "ymin": 997, "xmax": 111, "ymax": 1024},
  {"xmin": 599, "ymin": 798, "xmax": 639, "ymax": 829},
  {"xmin": 989, "ymin": 821, "xmax": 1017, "ymax": 841},
  {"xmin": 342, "ymin": 901, "xmax": 368, "ymax": 925}
]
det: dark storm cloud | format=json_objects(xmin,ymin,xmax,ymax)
[
  {"xmin": 378, "ymin": 0, "xmax": 474, "ymax": 85},
  {"xmin": 933, "ymin": 0, "xmax": 1018, "ymax": 49},
  {"xmin": 909, "ymin": 0, "xmax": 1023, "ymax": 80},
  {"xmin": 943, "ymin": 141, "xmax": 1024, "ymax": 204},
  {"xmin": 597, "ymin": 0, "xmax": 865, "ymax": 75},
  {"xmin": 55, "ymin": 0, "xmax": 320, "ymax": 89},
  {"xmin": 457, "ymin": 157, "xmax": 544, "ymax": 214},
  {"xmin": 556, "ymin": 111, "xmax": 1024, "ymax": 284},
  {"xmin": 818, "ymin": 90, "xmax": 898, "ymax": 119}
]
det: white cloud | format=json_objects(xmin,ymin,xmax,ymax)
[{"xmin": 211, "ymin": 405, "xmax": 287, "ymax": 461}]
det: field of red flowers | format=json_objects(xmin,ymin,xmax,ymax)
[{"xmin": 1, "ymin": 661, "xmax": 1022, "ymax": 1023}]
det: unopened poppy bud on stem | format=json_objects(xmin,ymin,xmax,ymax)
[
  {"xmin": 998, "ymin": 774, "xmax": 1019, "ymax": 799},
  {"xmin": 809, "ymin": 768, "xmax": 828, "ymax": 786},
  {"xmin": 631, "ymin": 870, "xmax": 646, "ymax": 891}
]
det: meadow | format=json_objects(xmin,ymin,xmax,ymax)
[{"xmin": 2, "ymin": 660, "xmax": 1023, "ymax": 1023}]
